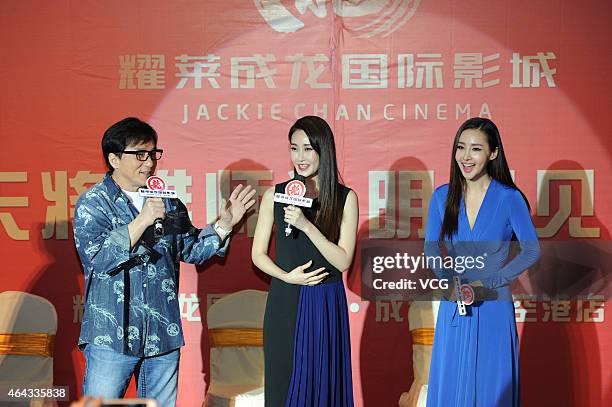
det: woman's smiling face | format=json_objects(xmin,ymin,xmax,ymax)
[
  {"xmin": 290, "ymin": 129, "xmax": 320, "ymax": 178},
  {"xmin": 455, "ymin": 128, "xmax": 498, "ymax": 181}
]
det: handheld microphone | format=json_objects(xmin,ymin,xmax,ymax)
[
  {"xmin": 285, "ymin": 175, "xmax": 306, "ymax": 236},
  {"xmin": 453, "ymin": 276, "xmax": 474, "ymax": 316},
  {"xmin": 138, "ymin": 176, "xmax": 177, "ymax": 241},
  {"xmin": 273, "ymin": 174, "xmax": 312, "ymax": 238},
  {"xmin": 154, "ymin": 218, "xmax": 164, "ymax": 239}
]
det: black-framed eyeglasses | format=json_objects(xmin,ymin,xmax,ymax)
[{"xmin": 121, "ymin": 149, "xmax": 164, "ymax": 161}]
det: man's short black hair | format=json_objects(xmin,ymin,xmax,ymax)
[{"xmin": 101, "ymin": 117, "xmax": 158, "ymax": 173}]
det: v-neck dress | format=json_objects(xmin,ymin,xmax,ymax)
[{"xmin": 424, "ymin": 179, "xmax": 540, "ymax": 407}]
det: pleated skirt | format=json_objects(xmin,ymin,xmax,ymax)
[
  {"xmin": 427, "ymin": 300, "xmax": 520, "ymax": 407},
  {"xmin": 263, "ymin": 279, "xmax": 353, "ymax": 407}
]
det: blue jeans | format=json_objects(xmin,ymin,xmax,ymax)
[{"xmin": 82, "ymin": 344, "xmax": 180, "ymax": 407}]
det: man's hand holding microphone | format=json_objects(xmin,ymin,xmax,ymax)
[
  {"xmin": 127, "ymin": 176, "xmax": 256, "ymax": 248},
  {"xmin": 128, "ymin": 197, "xmax": 166, "ymax": 248}
]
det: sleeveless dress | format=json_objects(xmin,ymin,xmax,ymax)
[{"xmin": 263, "ymin": 181, "xmax": 354, "ymax": 407}]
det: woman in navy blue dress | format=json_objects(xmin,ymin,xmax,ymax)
[
  {"xmin": 425, "ymin": 117, "xmax": 540, "ymax": 406},
  {"xmin": 252, "ymin": 116, "xmax": 358, "ymax": 407}
]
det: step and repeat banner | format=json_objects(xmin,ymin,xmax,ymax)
[{"xmin": 1, "ymin": 1, "xmax": 611, "ymax": 405}]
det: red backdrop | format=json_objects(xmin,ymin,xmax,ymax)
[{"xmin": 1, "ymin": 1, "xmax": 610, "ymax": 405}]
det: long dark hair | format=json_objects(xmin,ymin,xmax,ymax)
[
  {"xmin": 441, "ymin": 117, "xmax": 529, "ymax": 239},
  {"xmin": 288, "ymin": 116, "xmax": 344, "ymax": 243}
]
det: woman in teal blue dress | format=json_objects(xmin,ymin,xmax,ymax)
[{"xmin": 425, "ymin": 117, "xmax": 540, "ymax": 406}]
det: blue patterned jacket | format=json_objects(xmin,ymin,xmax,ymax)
[{"xmin": 73, "ymin": 173, "xmax": 227, "ymax": 356}]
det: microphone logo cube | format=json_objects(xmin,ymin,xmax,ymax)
[{"xmin": 285, "ymin": 179, "xmax": 306, "ymax": 197}]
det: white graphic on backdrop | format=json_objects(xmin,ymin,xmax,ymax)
[{"xmin": 253, "ymin": 0, "xmax": 422, "ymax": 38}]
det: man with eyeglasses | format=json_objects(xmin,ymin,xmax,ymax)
[{"xmin": 73, "ymin": 117, "xmax": 256, "ymax": 406}]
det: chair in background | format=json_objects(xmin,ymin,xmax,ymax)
[
  {"xmin": 399, "ymin": 300, "xmax": 440, "ymax": 407},
  {"xmin": 205, "ymin": 289, "xmax": 267, "ymax": 407},
  {"xmin": 0, "ymin": 291, "xmax": 58, "ymax": 406}
]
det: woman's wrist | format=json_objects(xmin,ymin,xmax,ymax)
[{"xmin": 302, "ymin": 219, "xmax": 313, "ymax": 235}]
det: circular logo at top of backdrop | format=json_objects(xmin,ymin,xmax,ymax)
[{"xmin": 254, "ymin": 0, "xmax": 422, "ymax": 38}]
